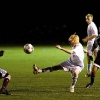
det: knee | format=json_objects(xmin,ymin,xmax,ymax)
[
  {"xmin": 6, "ymin": 75, "xmax": 11, "ymax": 80},
  {"xmin": 74, "ymin": 69, "xmax": 79, "ymax": 77}
]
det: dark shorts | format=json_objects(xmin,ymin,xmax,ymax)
[{"xmin": 94, "ymin": 50, "xmax": 100, "ymax": 66}]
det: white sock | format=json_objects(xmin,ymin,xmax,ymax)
[
  {"xmin": 87, "ymin": 64, "xmax": 92, "ymax": 74},
  {"xmin": 38, "ymin": 69, "xmax": 42, "ymax": 73}
]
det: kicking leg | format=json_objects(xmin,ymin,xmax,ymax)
[{"xmin": 33, "ymin": 64, "xmax": 63, "ymax": 74}]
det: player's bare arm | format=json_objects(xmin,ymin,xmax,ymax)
[
  {"xmin": 56, "ymin": 45, "xmax": 73, "ymax": 54},
  {"xmin": 82, "ymin": 35, "xmax": 97, "ymax": 43},
  {"xmin": 88, "ymin": 35, "xmax": 97, "ymax": 40},
  {"xmin": 82, "ymin": 37, "xmax": 88, "ymax": 42}
]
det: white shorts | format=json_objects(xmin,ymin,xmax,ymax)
[
  {"xmin": 63, "ymin": 65, "xmax": 83, "ymax": 74},
  {"xmin": 87, "ymin": 42, "xmax": 93, "ymax": 52},
  {"xmin": 94, "ymin": 63, "xmax": 100, "ymax": 68},
  {"xmin": 0, "ymin": 68, "xmax": 7, "ymax": 78}
]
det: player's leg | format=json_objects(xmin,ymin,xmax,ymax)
[
  {"xmin": 86, "ymin": 51, "xmax": 100, "ymax": 88},
  {"xmin": 0, "ymin": 69, "xmax": 11, "ymax": 95},
  {"xmin": 85, "ymin": 43, "xmax": 93, "ymax": 77},
  {"xmin": 70, "ymin": 66, "xmax": 82, "ymax": 92},
  {"xmin": 1, "ymin": 74, "xmax": 11, "ymax": 91},
  {"xmin": 86, "ymin": 65, "xmax": 98, "ymax": 88},
  {"xmin": 94, "ymin": 48, "xmax": 98, "ymax": 59},
  {"xmin": 33, "ymin": 58, "xmax": 73, "ymax": 74},
  {"xmin": 85, "ymin": 52, "xmax": 92, "ymax": 77},
  {"xmin": 33, "ymin": 64, "xmax": 63, "ymax": 74}
]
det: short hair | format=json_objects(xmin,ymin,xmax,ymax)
[
  {"xmin": 86, "ymin": 13, "xmax": 93, "ymax": 18},
  {"xmin": 68, "ymin": 34, "xmax": 79, "ymax": 44}
]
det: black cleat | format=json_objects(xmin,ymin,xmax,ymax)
[
  {"xmin": 85, "ymin": 73, "xmax": 91, "ymax": 77},
  {"xmin": 86, "ymin": 83, "xmax": 93, "ymax": 88},
  {"xmin": 33, "ymin": 64, "xmax": 38, "ymax": 74},
  {"xmin": 0, "ymin": 89, "xmax": 11, "ymax": 95}
]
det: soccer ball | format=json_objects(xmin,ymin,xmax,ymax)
[{"xmin": 24, "ymin": 43, "xmax": 34, "ymax": 54}]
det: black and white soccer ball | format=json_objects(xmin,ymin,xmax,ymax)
[{"xmin": 24, "ymin": 43, "xmax": 34, "ymax": 54}]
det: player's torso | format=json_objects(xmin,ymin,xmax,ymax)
[{"xmin": 87, "ymin": 22, "xmax": 98, "ymax": 42}]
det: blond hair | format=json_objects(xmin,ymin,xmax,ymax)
[
  {"xmin": 68, "ymin": 34, "xmax": 79, "ymax": 44},
  {"xmin": 86, "ymin": 13, "xmax": 93, "ymax": 18}
]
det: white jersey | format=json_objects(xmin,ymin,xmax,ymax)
[
  {"xmin": 72, "ymin": 43, "xmax": 84, "ymax": 63},
  {"xmin": 60, "ymin": 43, "xmax": 84, "ymax": 71},
  {"xmin": 87, "ymin": 22, "xmax": 98, "ymax": 43}
]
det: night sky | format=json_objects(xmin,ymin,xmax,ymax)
[{"xmin": 1, "ymin": 1, "xmax": 100, "ymax": 45}]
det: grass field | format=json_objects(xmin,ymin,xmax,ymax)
[{"xmin": 0, "ymin": 45, "xmax": 100, "ymax": 100}]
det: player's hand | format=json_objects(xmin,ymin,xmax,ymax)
[
  {"xmin": 83, "ymin": 49, "xmax": 87, "ymax": 53},
  {"xmin": 56, "ymin": 45, "xmax": 62, "ymax": 49},
  {"xmin": 0, "ymin": 50, "xmax": 4, "ymax": 57},
  {"xmin": 82, "ymin": 37, "xmax": 88, "ymax": 43}
]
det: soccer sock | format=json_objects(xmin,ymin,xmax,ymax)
[
  {"xmin": 90, "ymin": 72, "xmax": 95, "ymax": 83},
  {"xmin": 41, "ymin": 65, "xmax": 62, "ymax": 73},
  {"xmin": 87, "ymin": 64, "xmax": 92, "ymax": 74},
  {"xmin": 1, "ymin": 77, "xmax": 10, "ymax": 91},
  {"xmin": 42, "ymin": 67, "xmax": 53, "ymax": 72},
  {"xmin": 71, "ymin": 77, "xmax": 78, "ymax": 86}
]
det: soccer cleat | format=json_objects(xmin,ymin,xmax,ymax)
[
  {"xmin": 33, "ymin": 64, "xmax": 38, "ymax": 74},
  {"xmin": 0, "ymin": 89, "xmax": 11, "ymax": 95},
  {"xmin": 85, "ymin": 73, "xmax": 91, "ymax": 77},
  {"xmin": 86, "ymin": 83, "xmax": 93, "ymax": 88},
  {"xmin": 70, "ymin": 86, "xmax": 74, "ymax": 93}
]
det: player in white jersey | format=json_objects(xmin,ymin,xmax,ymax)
[
  {"xmin": 82, "ymin": 14, "xmax": 98, "ymax": 77},
  {"xmin": 33, "ymin": 34, "xmax": 85, "ymax": 93}
]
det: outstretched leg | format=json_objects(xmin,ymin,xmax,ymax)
[{"xmin": 33, "ymin": 64, "xmax": 63, "ymax": 74}]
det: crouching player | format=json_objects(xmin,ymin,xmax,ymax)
[
  {"xmin": 33, "ymin": 34, "xmax": 85, "ymax": 93},
  {"xmin": 86, "ymin": 34, "xmax": 100, "ymax": 88}
]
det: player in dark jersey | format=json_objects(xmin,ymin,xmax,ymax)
[{"xmin": 86, "ymin": 34, "xmax": 100, "ymax": 88}]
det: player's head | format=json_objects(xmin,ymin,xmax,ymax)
[
  {"xmin": 68, "ymin": 33, "xmax": 79, "ymax": 46},
  {"xmin": 85, "ymin": 13, "xmax": 93, "ymax": 24}
]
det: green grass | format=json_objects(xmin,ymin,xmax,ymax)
[{"xmin": 0, "ymin": 45, "xmax": 100, "ymax": 100}]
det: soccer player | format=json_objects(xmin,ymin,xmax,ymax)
[
  {"xmin": 33, "ymin": 34, "xmax": 85, "ymax": 93},
  {"xmin": 82, "ymin": 13, "xmax": 98, "ymax": 77},
  {"xmin": 0, "ymin": 51, "xmax": 11, "ymax": 95},
  {"xmin": 0, "ymin": 68, "xmax": 11, "ymax": 95},
  {"xmin": 86, "ymin": 34, "xmax": 100, "ymax": 88}
]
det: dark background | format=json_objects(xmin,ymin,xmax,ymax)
[{"xmin": 1, "ymin": 1, "xmax": 100, "ymax": 45}]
